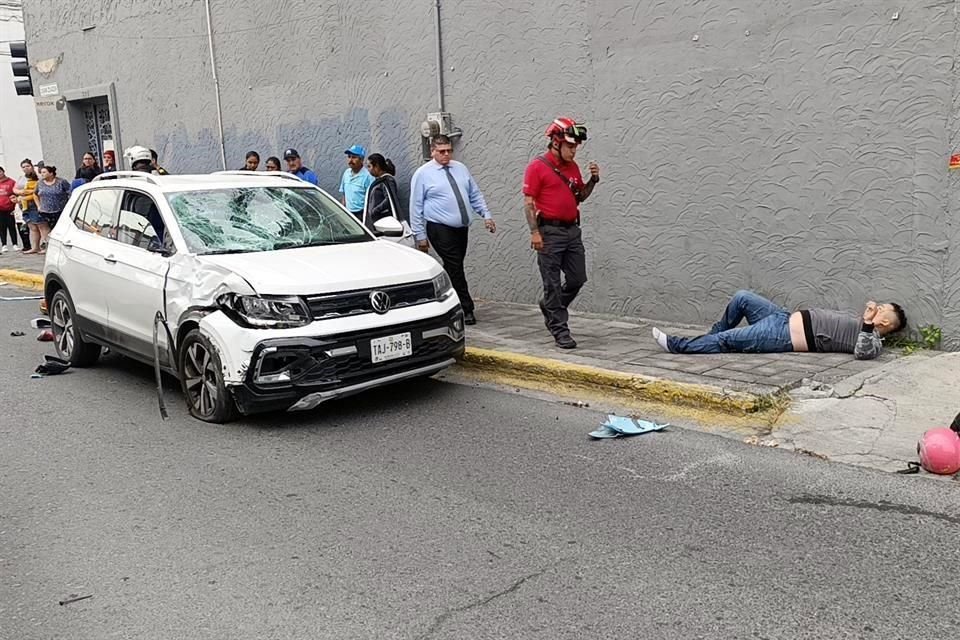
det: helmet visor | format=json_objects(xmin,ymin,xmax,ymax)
[{"xmin": 563, "ymin": 124, "xmax": 587, "ymax": 144}]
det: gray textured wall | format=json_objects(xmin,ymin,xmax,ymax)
[{"xmin": 22, "ymin": 0, "xmax": 960, "ymax": 346}]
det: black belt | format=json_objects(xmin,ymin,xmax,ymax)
[
  {"xmin": 538, "ymin": 218, "xmax": 578, "ymax": 228},
  {"xmin": 799, "ymin": 309, "xmax": 819, "ymax": 353}
]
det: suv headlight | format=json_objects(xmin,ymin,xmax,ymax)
[
  {"xmin": 432, "ymin": 271, "xmax": 454, "ymax": 301},
  {"xmin": 218, "ymin": 294, "xmax": 311, "ymax": 329}
]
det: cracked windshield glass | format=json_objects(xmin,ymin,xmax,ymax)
[{"xmin": 166, "ymin": 187, "xmax": 372, "ymax": 255}]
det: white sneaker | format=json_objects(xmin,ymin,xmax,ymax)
[
  {"xmin": 10, "ymin": 245, "xmax": 18, "ymax": 251},
  {"xmin": 1, "ymin": 245, "xmax": 7, "ymax": 253}
]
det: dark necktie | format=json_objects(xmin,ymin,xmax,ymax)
[{"xmin": 443, "ymin": 166, "xmax": 470, "ymax": 227}]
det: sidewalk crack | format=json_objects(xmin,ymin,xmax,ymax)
[{"xmin": 834, "ymin": 378, "xmax": 868, "ymax": 399}]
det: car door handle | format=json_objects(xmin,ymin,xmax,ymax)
[
  {"xmin": 104, "ymin": 255, "xmax": 117, "ymax": 264},
  {"xmin": 63, "ymin": 240, "xmax": 74, "ymax": 249}
]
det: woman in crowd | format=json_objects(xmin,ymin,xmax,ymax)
[
  {"xmin": 102, "ymin": 150, "xmax": 117, "ymax": 173},
  {"xmin": 71, "ymin": 152, "xmax": 102, "ymax": 190},
  {"xmin": 364, "ymin": 153, "xmax": 402, "ymax": 227},
  {"xmin": 264, "ymin": 156, "xmax": 281, "ymax": 172},
  {"xmin": 17, "ymin": 163, "xmax": 41, "ymax": 254},
  {"xmin": 241, "ymin": 151, "xmax": 260, "ymax": 171},
  {"xmin": 75, "ymin": 152, "xmax": 102, "ymax": 180},
  {"xmin": 0, "ymin": 166, "xmax": 19, "ymax": 252},
  {"xmin": 34, "ymin": 165, "xmax": 71, "ymax": 254}
]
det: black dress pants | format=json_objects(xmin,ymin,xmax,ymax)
[{"xmin": 426, "ymin": 221, "xmax": 474, "ymax": 313}]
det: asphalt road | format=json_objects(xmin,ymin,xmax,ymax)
[{"xmin": 2, "ymin": 286, "xmax": 960, "ymax": 639}]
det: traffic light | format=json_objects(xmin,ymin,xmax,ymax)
[{"xmin": 9, "ymin": 41, "xmax": 33, "ymax": 96}]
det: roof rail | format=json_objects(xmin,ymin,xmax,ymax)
[
  {"xmin": 91, "ymin": 171, "xmax": 163, "ymax": 185},
  {"xmin": 212, "ymin": 170, "xmax": 305, "ymax": 182}
]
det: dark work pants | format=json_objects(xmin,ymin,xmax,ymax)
[
  {"xmin": 426, "ymin": 221, "xmax": 474, "ymax": 313},
  {"xmin": 0, "ymin": 213, "xmax": 18, "ymax": 246},
  {"xmin": 537, "ymin": 224, "xmax": 587, "ymax": 338}
]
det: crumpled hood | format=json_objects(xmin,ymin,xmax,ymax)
[{"xmin": 196, "ymin": 240, "xmax": 442, "ymax": 295}]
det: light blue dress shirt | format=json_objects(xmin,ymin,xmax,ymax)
[
  {"xmin": 339, "ymin": 167, "xmax": 374, "ymax": 212},
  {"xmin": 409, "ymin": 160, "xmax": 491, "ymax": 241}
]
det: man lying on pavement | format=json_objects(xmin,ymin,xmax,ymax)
[{"xmin": 651, "ymin": 289, "xmax": 906, "ymax": 360}]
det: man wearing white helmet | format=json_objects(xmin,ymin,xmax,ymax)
[
  {"xmin": 124, "ymin": 145, "xmax": 154, "ymax": 173},
  {"xmin": 121, "ymin": 146, "xmax": 167, "ymax": 245}
]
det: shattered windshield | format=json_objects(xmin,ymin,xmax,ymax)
[{"xmin": 165, "ymin": 187, "xmax": 372, "ymax": 255}]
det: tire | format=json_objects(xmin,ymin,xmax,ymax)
[
  {"xmin": 49, "ymin": 289, "xmax": 101, "ymax": 367},
  {"xmin": 178, "ymin": 329, "xmax": 237, "ymax": 423}
]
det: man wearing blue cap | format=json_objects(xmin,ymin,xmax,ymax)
[{"xmin": 340, "ymin": 144, "xmax": 374, "ymax": 218}]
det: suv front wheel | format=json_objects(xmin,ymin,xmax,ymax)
[
  {"xmin": 49, "ymin": 289, "xmax": 102, "ymax": 367},
  {"xmin": 178, "ymin": 329, "xmax": 237, "ymax": 423}
]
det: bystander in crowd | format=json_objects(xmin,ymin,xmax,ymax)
[
  {"xmin": 34, "ymin": 165, "xmax": 71, "ymax": 254},
  {"xmin": 0, "ymin": 166, "xmax": 19, "ymax": 252}
]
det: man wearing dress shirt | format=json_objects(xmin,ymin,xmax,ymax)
[{"xmin": 409, "ymin": 135, "xmax": 496, "ymax": 325}]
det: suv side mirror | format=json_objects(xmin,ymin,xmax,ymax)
[
  {"xmin": 148, "ymin": 234, "xmax": 176, "ymax": 257},
  {"xmin": 373, "ymin": 216, "xmax": 404, "ymax": 238},
  {"xmin": 147, "ymin": 243, "xmax": 173, "ymax": 257}
]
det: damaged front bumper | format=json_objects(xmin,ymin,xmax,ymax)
[{"xmin": 210, "ymin": 307, "xmax": 465, "ymax": 415}]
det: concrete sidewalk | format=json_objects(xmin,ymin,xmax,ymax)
[
  {"xmin": 771, "ymin": 352, "xmax": 960, "ymax": 473},
  {"xmin": 462, "ymin": 301, "xmax": 960, "ymax": 475},
  {"xmin": 464, "ymin": 300, "xmax": 893, "ymax": 406}
]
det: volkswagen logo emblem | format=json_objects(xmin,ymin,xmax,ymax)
[{"xmin": 370, "ymin": 290, "xmax": 392, "ymax": 314}]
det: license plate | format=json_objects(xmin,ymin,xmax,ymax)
[{"xmin": 370, "ymin": 332, "xmax": 413, "ymax": 363}]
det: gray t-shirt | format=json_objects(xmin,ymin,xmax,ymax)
[{"xmin": 806, "ymin": 308, "xmax": 882, "ymax": 359}]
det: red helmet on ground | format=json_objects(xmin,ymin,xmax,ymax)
[
  {"xmin": 545, "ymin": 117, "xmax": 588, "ymax": 145},
  {"xmin": 918, "ymin": 428, "xmax": 960, "ymax": 475}
]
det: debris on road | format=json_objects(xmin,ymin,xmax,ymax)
[
  {"xmin": 35, "ymin": 355, "xmax": 71, "ymax": 376},
  {"xmin": 9, "ymin": 331, "xmax": 24, "ymax": 337},
  {"xmin": 30, "ymin": 317, "xmax": 51, "ymax": 330},
  {"xmin": 58, "ymin": 594, "xmax": 92, "ymax": 606},
  {"xmin": 563, "ymin": 400, "xmax": 590, "ymax": 408},
  {"xmin": 36, "ymin": 330, "xmax": 53, "ymax": 342},
  {"xmin": 589, "ymin": 414, "xmax": 668, "ymax": 439},
  {"xmin": 744, "ymin": 435, "xmax": 780, "ymax": 448},
  {"xmin": 589, "ymin": 424, "xmax": 620, "ymax": 439}
]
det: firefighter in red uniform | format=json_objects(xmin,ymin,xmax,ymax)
[{"xmin": 523, "ymin": 117, "xmax": 600, "ymax": 349}]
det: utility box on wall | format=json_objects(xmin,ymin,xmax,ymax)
[{"xmin": 420, "ymin": 112, "xmax": 462, "ymax": 159}]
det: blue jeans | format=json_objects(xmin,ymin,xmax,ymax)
[{"xmin": 667, "ymin": 290, "xmax": 794, "ymax": 354}]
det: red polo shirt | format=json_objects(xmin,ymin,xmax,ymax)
[{"xmin": 523, "ymin": 153, "xmax": 583, "ymax": 223}]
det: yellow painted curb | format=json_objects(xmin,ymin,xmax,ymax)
[
  {"xmin": 460, "ymin": 346, "xmax": 775, "ymax": 415},
  {"xmin": 0, "ymin": 268, "xmax": 44, "ymax": 291}
]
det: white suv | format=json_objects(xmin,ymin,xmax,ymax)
[{"xmin": 43, "ymin": 171, "xmax": 464, "ymax": 422}]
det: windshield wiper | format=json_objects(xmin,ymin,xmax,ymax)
[
  {"xmin": 273, "ymin": 239, "xmax": 342, "ymax": 249},
  {"xmin": 202, "ymin": 248, "xmax": 259, "ymax": 255},
  {"xmin": 273, "ymin": 239, "xmax": 310, "ymax": 250}
]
